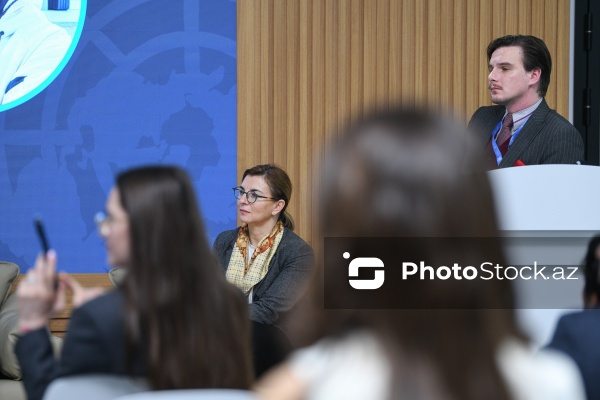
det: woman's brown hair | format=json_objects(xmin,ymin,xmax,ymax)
[
  {"xmin": 117, "ymin": 166, "xmax": 253, "ymax": 390},
  {"xmin": 294, "ymin": 109, "xmax": 520, "ymax": 400}
]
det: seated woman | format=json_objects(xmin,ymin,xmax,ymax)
[
  {"xmin": 255, "ymin": 109, "xmax": 585, "ymax": 400},
  {"xmin": 213, "ymin": 164, "xmax": 314, "ymax": 376},
  {"xmin": 16, "ymin": 166, "xmax": 253, "ymax": 400}
]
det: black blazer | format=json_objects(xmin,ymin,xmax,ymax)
[
  {"xmin": 468, "ymin": 99, "xmax": 584, "ymax": 168},
  {"xmin": 547, "ymin": 308, "xmax": 600, "ymax": 400},
  {"xmin": 15, "ymin": 290, "xmax": 145, "ymax": 400}
]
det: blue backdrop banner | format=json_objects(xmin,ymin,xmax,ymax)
[{"xmin": 0, "ymin": 0, "xmax": 238, "ymax": 272}]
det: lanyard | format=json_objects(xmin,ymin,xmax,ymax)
[{"xmin": 491, "ymin": 120, "xmax": 527, "ymax": 166}]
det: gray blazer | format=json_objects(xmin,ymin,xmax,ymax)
[
  {"xmin": 213, "ymin": 228, "xmax": 314, "ymax": 326},
  {"xmin": 468, "ymin": 99, "xmax": 584, "ymax": 168}
]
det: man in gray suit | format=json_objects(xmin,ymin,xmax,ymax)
[{"xmin": 468, "ymin": 35, "xmax": 584, "ymax": 169}]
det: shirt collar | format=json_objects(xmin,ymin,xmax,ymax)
[{"xmin": 504, "ymin": 98, "xmax": 543, "ymax": 132}]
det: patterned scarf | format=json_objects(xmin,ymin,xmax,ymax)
[{"xmin": 226, "ymin": 221, "xmax": 284, "ymax": 295}]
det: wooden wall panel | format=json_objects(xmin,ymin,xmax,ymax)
[{"xmin": 238, "ymin": 0, "xmax": 572, "ymax": 246}]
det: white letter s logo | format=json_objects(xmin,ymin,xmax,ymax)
[{"xmin": 348, "ymin": 257, "xmax": 385, "ymax": 290}]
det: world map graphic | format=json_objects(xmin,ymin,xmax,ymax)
[{"xmin": 0, "ymin": 0, "xmax": 238, "ymax": 272}]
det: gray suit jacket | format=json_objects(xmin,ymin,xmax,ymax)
[
  {"xmin": 468, "ymin": 99, "xmax": 584, "ymax": 168},
  {"xmin": 213, "ymin": 227, "xmax": 314, "ymax": 326}
]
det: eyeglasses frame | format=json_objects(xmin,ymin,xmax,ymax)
[{"xmin": 232, "ymin": 186, "xmax": 277, "ymax": 204}]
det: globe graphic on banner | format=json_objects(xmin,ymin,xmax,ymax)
[{"xmin": 0, "ymin": 0, "xmax": 237, "ymax": 272}]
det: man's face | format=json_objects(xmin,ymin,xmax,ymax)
[{"xmin": 487, "ymin": 46, "xmax": 539, "ymax": 110}]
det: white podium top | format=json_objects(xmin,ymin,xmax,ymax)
[{"xmin": 488, "ymin": 165, "xmax": 600, "ymax": 231}]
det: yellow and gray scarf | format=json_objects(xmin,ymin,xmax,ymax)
[{"xmin": 226, "ymin": 221, "xmax": 284, "ymax": 295}]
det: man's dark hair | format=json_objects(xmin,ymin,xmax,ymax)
[{"xmin": 487, "ymin": 35, "xmax": 552, "ymax": 97}]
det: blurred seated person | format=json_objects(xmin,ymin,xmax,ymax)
[
  {"xmin": 547, "ymin": 234, "xmax": 600, "ymax": 400},
  {"xmin": 15, "ymin": 166, "xmax": 253, "ymax": 400},
  {"xmin": 255, "ymin": 109, "xmax": 585, "ymax": 400},
  {"xmin": 213, "ymin": 164, "xmax": 314, "ymax": 377},
  {"xmin": 0, "ymin": 0, "xmax": 71, "ymax": 105}
]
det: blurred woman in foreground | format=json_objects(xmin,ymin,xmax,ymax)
[{"xmin": 256, "ymin": 109, "xmax": 584, "ymax": 400}]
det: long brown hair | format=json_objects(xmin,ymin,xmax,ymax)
[
  {"xmin": 295, "ymin": 109, "xmax": 519, "ymax": 400},
  {"xmin": 243, "ymin": 164, "xmax": 295, "ymax": 230},
  {"xmin": 117, "ymin": 166, "xmax": 253, "ymax": 390}
]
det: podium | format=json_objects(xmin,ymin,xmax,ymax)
[
  {"xmin": 487, "ymin": 165, "xmax": 600, "ymax": 347},
  {"xmin": 488, "ymin": 165, "xmax": 600, "ymax": 231}
]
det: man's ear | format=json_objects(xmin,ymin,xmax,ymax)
[
  {"xmin": 272, "ymin": 199, "xmax": 285, "ymax": 215},
  {"xmin": 529, "ymin": 67, "xmax": 542, "ymax": 86}
]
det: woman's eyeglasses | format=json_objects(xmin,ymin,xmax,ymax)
[
  {"xmin": 232, "ymin": 187, "xmax": 276, "ymax": 204},
  {"xmin": 94, "ymin": 212, "xmax": 126, "ymax": 231}
]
